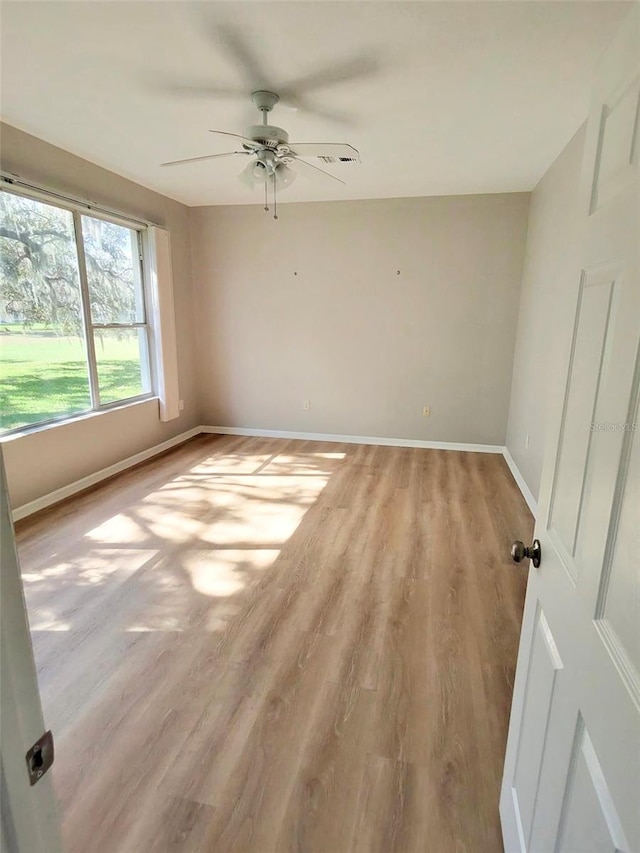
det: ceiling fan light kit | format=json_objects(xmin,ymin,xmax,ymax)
[{"xmin": 161, "ymin": 89, "xmax": 359, "ymax": 221}]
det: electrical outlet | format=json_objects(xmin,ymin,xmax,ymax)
[
  {"xmin": 423, "ymin": 406, "xmax": 431, "ymax": 417},
  {"xmin": 179, "ymin": 399, "xmax": 184, "ymax": 412},
  {"xmin": 525, "ymin": 433, "xmax": 530, "ymax": 449},
  {"xmin": 303, "ymin": 400, "xmax": 311, "ymax": 411}
]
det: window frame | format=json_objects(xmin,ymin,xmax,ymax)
[{"xmin": 0, "ymin": 184, "xmax": 155, "ymax": 437}]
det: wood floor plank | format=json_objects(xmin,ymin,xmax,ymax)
[{"xmin": 14, "ymin": 436, "xmax": 533, "ymax": 853}]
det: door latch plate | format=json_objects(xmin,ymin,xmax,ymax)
[{"xmin": 25, "ymin": 730, "xmax": 54, "ymax": 786}]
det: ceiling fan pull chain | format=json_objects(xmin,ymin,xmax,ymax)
[
  {"xmin": 264, "ymin": 180, "xmax": 269, "ymax": 213},
  {"xmin": 273, "ymin": 174, "xmax": 278, "ymax": 220}
]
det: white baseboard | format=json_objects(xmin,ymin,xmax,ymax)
[
  {"xmin": 11, "ymin": 426, "xmax": 202, "ymax": 522},
  {"xmin": 502, "ymin": 447, "xmax": 539, "ymax": 518},
  {"xmin": 12, "ymin": 424, "xmax": 523, "ymax": 523},
  {"xmin": 201, "ymin": 425, "xmax": 503, "ymax": 454}
]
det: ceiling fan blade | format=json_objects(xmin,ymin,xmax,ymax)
[
  {"xmin": 159, "ymin": 83, "xmax": 246, "ymax": 100},
  {"xmin": 287, "ymin": 98, "xmax": 357, "ymax": 126},
  {"xmin": 292, "ymin": 157, "xmax": 345, "ymax": 186},
  {"xmin": 161, "ymin": 151, "xmax": 250, "ymax": 168},
  {"xmin": 288, "ymin": 143, "xmax": 360, "ymax": 161},
  {"xmin": 214, "ymin": 24, "xmax": 272, "ymax": 90},
  {"xmin": 209, "ymin": 130, "xmax": 262, "ymax": 149},
  {"xmin": 281, "ymin": 55, "xmax": 380, "ymax": 97}
]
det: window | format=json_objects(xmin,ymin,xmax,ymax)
[{"xmin": 0, "ymin": 189, "xmax": 152, "ymax": 434}]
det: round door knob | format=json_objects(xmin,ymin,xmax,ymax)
[{"xmin": 511, "ymin": 539, "xmax": 541, "ymax": 568}]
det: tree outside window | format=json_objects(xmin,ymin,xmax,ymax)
[{"xmin": 0, "ymin": 190, "xmax": 151, "ymax": 433}]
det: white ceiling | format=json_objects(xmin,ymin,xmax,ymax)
[{"xmin": 0, "ymin": 1, "xmax": 631, "ymax": 207}]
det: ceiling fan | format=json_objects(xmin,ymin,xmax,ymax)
[{"xmin": 161, "ymin": 90, "xmax": 360, "ymax": 219}]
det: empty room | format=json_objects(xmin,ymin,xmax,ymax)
[{"xmin": 1, "ymin": 2, "xmax": 638, "ymax": 852}]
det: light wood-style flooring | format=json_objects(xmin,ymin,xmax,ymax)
[{"xmin": 16, "ymin": 435, "xmax": 532, "ymax": 853}]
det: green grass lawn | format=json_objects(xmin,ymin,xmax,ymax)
[{"xmin": 0, "ymin": 328, "xmax": 145, "ymax": 432}]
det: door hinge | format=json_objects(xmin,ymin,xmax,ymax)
[{"xmin": 25, "ymin": 730, "xmax": 54, "ymax": 786}]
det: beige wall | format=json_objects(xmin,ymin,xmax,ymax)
[
  {"xmin": 190, "ymin": 193, "xmax": 530, "ymax": 445},
  {"xmin": 506, "ymin": 125, "xmax": 586, "ymax": 501},
  {"xmin": 0, "ymin": 123, "xmax": 199, "ymax": 509},
  {"xmin": 0, "ymin": 124, "xmax": 537, "ymax": 508}
]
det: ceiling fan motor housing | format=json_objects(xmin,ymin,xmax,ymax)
[{"xmin": 246, "ymin": 124, "xmax": 289, "ymax": 149}]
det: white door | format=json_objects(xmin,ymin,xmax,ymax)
[
  {"xmin": 0, "ymin": 447, "xmax": 63, "ymax": 853},
  {"xmin": 500, "ymin": 8, "xmax": 640, "ymax": 853}
]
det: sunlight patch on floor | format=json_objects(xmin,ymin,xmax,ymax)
[
  {"xmin": 24, "ymin": 447, "xmax": 345, "ymax": 637},
  {"xmin": 84, "ymin": 512, "xmax": 149, "ymax": 544},
  {"xmin": 260, "ymin": 451, "xmax": 346, "ymax": 476},
  {"xmin": 189, "ymin": 453, "xmax": 274, "ymax": 475},
  {"xmin": 22, "ymin": 548, "xmax": 159, "ymax": 629},
  {"xmin": 30, "ymin": 618, "xmax": 71, "ymax": 631},
  {"xmin": 196, "ymin": 476, "xmax": 328, "ymax": 547},
  {"xmin": 182, "ymin": 548, "xmax": 282, "ymax": 597}
]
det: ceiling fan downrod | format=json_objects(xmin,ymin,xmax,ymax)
[{"xmin": 251, "ymin": 90, "xmax": 280, "ymax": 127}]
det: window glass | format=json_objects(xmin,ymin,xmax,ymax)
[
  {"xmin": 93, "ymin": 328, "xmax": 151, "ymax": 404},
  {"xmin": 81, "ymin": 216, "xmax": 145, "ymax": 323},
  {"xmin": 0, "ymin": 192, "xmax": 91, "ymax": 431},
  {"xmin": 0, "ymin": 191, "xmax": 152, "ymax": 434}
]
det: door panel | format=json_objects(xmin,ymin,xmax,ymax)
[
  {"xmin": 597, "ymin": 424, "xmax": 639, "ymax": 681},
  {"xmin": 500, "ymin": 9, "xmax": 640, "ymax": 852},
  {"xmin": 548, "ymin": 269, "xmax": 616, "ymax": 566},
  {"xmin": 573, "ymin": 258, "xmax": 639, "ymax": 597},
  {"xmin": 590, "ymin": 73, "xmax": 639, "ymax": 212},
  {"xmin": 512, "ymin": 607, "xmax": 564, "ymax": 845},
  {"xmin": 557, "ymin": 720, "xmax": 629, "ymax": 853},
  {"xmin": 576, "ymin": 257, "xmax": 640, "ymax": 618}
]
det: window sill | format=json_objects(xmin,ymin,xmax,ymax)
[{"xmin": 0, "ymin": 396, "xmax": 157, "ymax": 443}]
